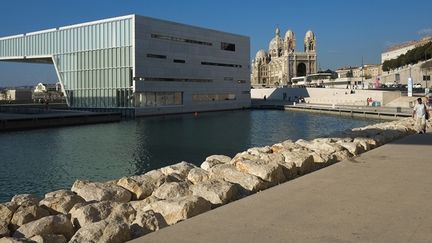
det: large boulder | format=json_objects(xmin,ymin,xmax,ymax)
[
  {"xmin": 187, "ymin": 168, "xmax": 209, "ymax": 185},
  {"xmin": 151, "ymin": 182, "xmax": 192, "ymax": 200},
  {"xmin": 70, "ymin": 201, "xmax": 135, "ymax": 228},
  {"xmin": 133, "ymin": 170, "xmax": 182, "ymax": 187},
  {"xmin": 277, "ymin": 149, "xmax": 314, "ymax": 176},
  {"xmin": 29, "ymin": 234, "xmax": 67, "ymax": 243},
  {"xmin": 160, "ymin": 162, "xmax": 197, "ymax": 179},
  {"xmin": 71, "ymin": 180, "xmax": 132, "ymax": 203},
  {"xmin": 0, "ymin": 237, "xmax": 35, "ymax": 243},
  {"xmin": 296, "ymin": 139, "xmax": 352, "ymax": 163},
  {"xmin": 0, "ymin": 202, "xmax": 18, "ymax": 224},
  {"xmin": 39, "ymin": 190, "xmax": 85, "ymax": 215},
  {"xmin": 336, "ymin": 141, "xmax": 365, "ymax": 156},
  {"xmin": 235, "ymin": 159, "xmax": 286, "ymax": 184},
  {"xmin": 116, "ymin": 177, "xmax": 155, "ymax": 201},
  {"xmin": 130, "ymin": 210, "xmax": 168, "ymax": 238},
  {"xmin": 190, "ymin": 179, "xmax": 239, "ymax": 205},
  {"xmin": 13, "ymin": 214, "xmax": 74, "ymax": 240},
  {"xmin": 201, "ymin": 155, "xmax": 232, "ymax": 171},
  {"xmin": 10, "ymin": 205, "xmax": 50, "ymax": 230},
  {"xmin": 0, "ymin": 220, "xmax": 10, "ymax": 237},
  {"xmin": 11, "ymin": 195, "xmax": 40, "ymax": 206},
  {"xmin": 129, "ymin": 196, "xmax": 160, "ymax": 212},
  {"xmin": 69, "ymin": 219, "xmax": 131, "ymax": 243},
  {"xmin": 209, "ymin": 164, "xmax": 267, "ymax": 193},
  {"xmin": 142, "ymin": 196, "xmax": 211, "ymax": 225}
]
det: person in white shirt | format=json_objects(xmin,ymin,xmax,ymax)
[{"xmin": 412, "ymin": 98, "xmax": 427, "ymax": 133}]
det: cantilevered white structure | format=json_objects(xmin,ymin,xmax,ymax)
[{"xmin": 0, "ymin": 15, "xmax": 251, "ymax": 116}]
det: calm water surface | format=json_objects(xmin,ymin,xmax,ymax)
[{"xmin": 0, "ymin": 110, "xmax": 379, "ymax": 202}]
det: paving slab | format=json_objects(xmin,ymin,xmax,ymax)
[{"xmin": 131, "ymin": 132, "xmax": 432, "ymax": 243}]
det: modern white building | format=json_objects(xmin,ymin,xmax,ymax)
[{"xmin": 0, "ymin": 15, "xmax": 251, "ymax": 116}]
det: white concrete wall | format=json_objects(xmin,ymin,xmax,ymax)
[{"xmin": 251, "ymin": 87, "xmax": 401, "ymax": 106}]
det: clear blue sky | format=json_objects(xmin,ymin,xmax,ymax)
[{"xmin": 0, "ymin": 0, "xmax": 431, "ymax": 86}]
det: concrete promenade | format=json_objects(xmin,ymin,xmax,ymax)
[{"xmin": 132, "ymin": 132, "xmax": 432, "ymax": 243}]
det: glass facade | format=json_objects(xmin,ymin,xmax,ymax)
[{"xmin": 0, "ymin": 16, "xmax": 133, "ymax": 108}]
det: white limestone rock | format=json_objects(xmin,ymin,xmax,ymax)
[
  {"xmin": 117, "ymin": 177, "xmax": 155, "ymax": 200},
  {"xmin": 278, "ymin": 149, "xmax": 315, "ymax": 176},
  {"xmin": 0, "ymin": 219, "xmax": 10, "ymax": 238},
  {"xmin": 201, "ymin": 155, "xmax": 232, "ymax": 171},
  {"xmin": 160, "ymin": 161, "xmax": 197, "ymax": 179},
  {"xmin": 11, "ymin": 195, "xmax": 40, "ymax": 206},
  {"xmin": 235, "ymin": 159, "xmax": 286, "ymax": 184},
  {"xmin": 70, "ymin": 201, "xmax": 135, "ymax": 228},
  {"xmin": 71, "ymin": 180, "xmax": 132, "ymax": 203},
  {"xmin": 129, "ymin": 196, "xmax": 160, "ymax": 212},
  {"xmin": 39, "ymin": 190, "xmax": 85, "ymax": 215},
  {"xmin": 336, "ymin": 141, "xmax": 365, "ymax": 156},
  {"xmin": 69, "ymin": 219, "xmax": 131, "ymax": 243},
  {"xmin": 190, "ymin": 179, "xmax": 239, "ymax": 205},
  {"xmin": 13, "ymin": 214, "xmax": 74, "ymax": 240},
  {"xmin": 134, "ymin": 170, "xmax": 182, "ymax": 187},
  {"xmin": 296, "ymin": 139, "xmax": 351, "ymax": 163},
  {"xmin": 246, "ymin": 146, "xmax": 272, "ymax": 155},
  {"xmin": 0, "ymin": 202, "xmax": 18, "ymax": 225},
  {"xmin": 208, "ymin": 164, "xmax": 267, "ymax": 193},
  {"xmin": 142, "ymin": 196, "xmax": 211, "ymax": 225},
  {"xmin": 187, "ymin": 168, "xmax": 209, "ymax": 184},
  {"xmin": 0, "ymin": 237, "xmax": 35, "ymax": 243},
  {"xmin": 130, "ymin": 210, "xmax": 168, "ymax": 238},
  {"xmin": 11, "ymin": 205, "xmax": 50, "ymax": 230},
  {"xmin": 29, "ymin": 234, "xmax": 67, "ymax": 243},
  {"xmin": 151, "ymin": 182, "xmax": 192, "ymax": 200}
]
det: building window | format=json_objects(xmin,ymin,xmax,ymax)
[
  {"xmin": 147, "ymin": 54, "xmax": 167, "ymax": 59},
  {"xmin": 135, "ymin": 77, "xmax": 212, "ymax": 83},
  {"xmin": 151, "ymin": 34, "xmax": 212, "ymax": 46},
  {"xmin": 135, "ymin": 92, "xmax": 183, "ymax": 107},
  {"xmin": 221, "ymin": 42, "xmax": 235, "ymax": 51},
  {"xmin": 173, "ymin": 59, "xmax": 186, "ymax": 63},
  {"xmin": 237, "ymin": 80, "xmax": 246, "ymax": 83},
  {"xmin": 192, "ymin": 93, "xmax": 236, "ymax": 102},
  {"xmin": 224, "ymin": 77, "xmax": 234, "ymax": 81},
  {"xmin": 201, "ymin": 61, "xmax": 242, "ymax": 68}
]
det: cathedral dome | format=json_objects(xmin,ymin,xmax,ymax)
[
  {"xmin": 269, "ymin": 28, "xmax": 283, "ymax": 55},
  {"xmin": 255, "ymin": 49, "xmax": 267, "ymax": 60},
  {"xmin": 305, "ymin": 30, "xmax": 315, "ymax": 39},
  {"xmin": 284, "ymin": 30, "xmax": 295, "ymax": 40}
]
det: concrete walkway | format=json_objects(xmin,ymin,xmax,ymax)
[{"xmin": 132, "ymin": 132, "xmax": 432, "ymax": 243}]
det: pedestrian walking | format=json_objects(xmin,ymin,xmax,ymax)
[{"xmin": 412, "ymin": 98, "xmax": 429, "ymax": 134}]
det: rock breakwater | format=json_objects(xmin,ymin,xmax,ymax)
[{"xmin": 0, "ymin": 118, "xmax": 427, "ymax": 242}]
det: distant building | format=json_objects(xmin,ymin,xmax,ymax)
[
  {"xmin": 251, "ymin": 28, "xmax": 317, "ymax": 87},
  {"xmin": 381, "ymin": 36, "xmax": 432, "ymax": 63},
  {"xmin": 0, "ymin": 89, "xmax": 32, "ymax": 102},
  {"xmin": 352, "ymin": 64, "xmax": 382, "ymax": 79},
  {"xmin": 0, "ymin": 15, "xmax": 250, "ymax": 116}
]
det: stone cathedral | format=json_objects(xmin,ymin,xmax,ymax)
[{"xmin": 251, "ymin": 28, "xmax": 317, "ymax": 87}]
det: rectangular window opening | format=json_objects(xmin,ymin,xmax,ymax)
[
  {"xmin": 147, "ymin": 53, "xmax": 167, "ymax": 59},
  {"xmin": 221, "ymin": 42, "xmax": 236, "ymax": 51},
  {"xmin": 201, "ymin": 61, "xmax": 242, "ymax": 68}
]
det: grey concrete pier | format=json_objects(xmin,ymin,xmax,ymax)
[
  {"xmin": 132, "ymin": 132, "xmax": 432, "ymax": 243},
  {"xmin": 0, "ymin": 110, "xmax": 121, "ymax": 131}
]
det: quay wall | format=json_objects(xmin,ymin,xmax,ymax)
[
  {"xmin": 251, "ymin": 87, "xmax": 401, "ymax": 106},
  {"xmin": 0, "ymin": 116, "xmax": 428, "ymax": 242}
]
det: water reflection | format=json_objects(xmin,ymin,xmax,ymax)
[{"xmin": 0, "ymin": 110, "xmax": 378, "ymax": 202}]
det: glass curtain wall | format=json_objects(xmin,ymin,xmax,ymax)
[{"xmin": 0, "ymin": 16, "xmax": 134, "ymax": 108}]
